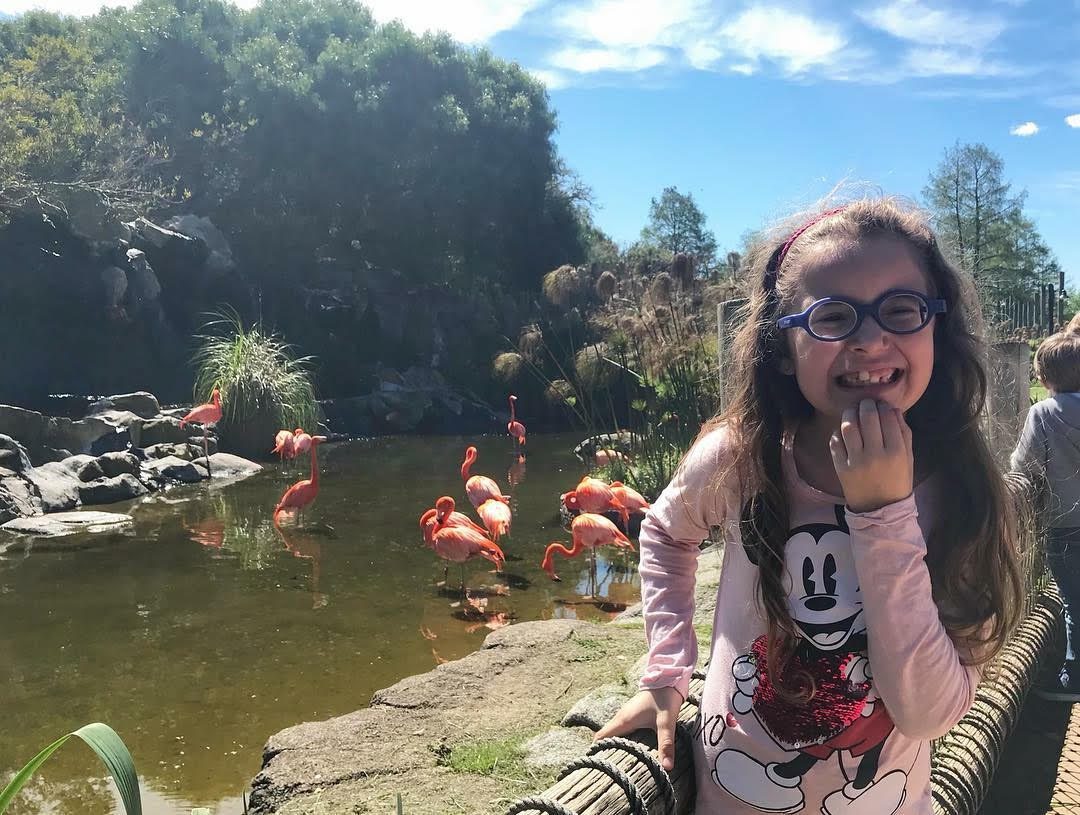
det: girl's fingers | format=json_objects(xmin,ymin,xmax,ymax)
[
  {"xmin": 656, "ymin": 704, "xmax": 677, "ymax": 771},
  {"xmin": 829, "ymin": 431, "xmax": 848, "ymax": 471},
  {"xmin": 858, "ymin": 399, "xmax": 883, "ymax": 450},
  {"xmin": 880, "ymin": 405, "xmax": 904, "ymax": 451},
  {"xmin": 840, "ymin": 407, "xmax": 863, "ymax": 454}
]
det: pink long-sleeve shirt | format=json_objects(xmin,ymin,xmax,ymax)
[{"xmin": 638, "ymin": 426, "xmax": 982, "ymax": 814}]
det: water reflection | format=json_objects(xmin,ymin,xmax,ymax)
[{"xmin": 0, "ymin": 434, "xmax": 639, "ymax": 815}]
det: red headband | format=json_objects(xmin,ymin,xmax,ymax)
[{"xmin": 774, "ymin": 206, "xmax": 847, "ymax": 271}]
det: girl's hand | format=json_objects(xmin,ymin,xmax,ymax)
[
  {"xmin": 593, "ymin": 687, "xmax": 683, "ymax": 770},
  {"xmin": 829, "ymin": 398, "xmax": 914, "ymax": 513}
]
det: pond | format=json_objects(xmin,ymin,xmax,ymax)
[{"xmin": 0, "ymin": 433, "xmax": 642, "ymax": 815}]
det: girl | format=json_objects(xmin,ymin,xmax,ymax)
[{"xmin": 595, "ymin": 198, "xmax": 1023, "ymax": 814}]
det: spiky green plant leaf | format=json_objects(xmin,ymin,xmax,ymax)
[{"xmin": 0, "ymin": 723, "xmax": 141, "ymax": 815}]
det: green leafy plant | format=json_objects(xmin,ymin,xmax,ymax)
[
  {"xmin": 192, "ymin": 309, "xmax": 319, "ymax": 460},
  {"xmin": 0, "ymin": 723, "xmax": 141, "ymax": 815}
]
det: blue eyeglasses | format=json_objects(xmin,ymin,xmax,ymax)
[{"xmin": 777, "ymin": 289, "xmax": 947, "ymax": 342}]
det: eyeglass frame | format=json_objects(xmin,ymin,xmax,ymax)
[{"xmin": 776, "ymin": 288, "xmax": 947, "ymax": 342}]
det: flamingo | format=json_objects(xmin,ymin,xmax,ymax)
[
  {"xmin": 273, "ymin": 435, "xmax": 327, "ymax": 527},
  {"xmin": 180, "ymin": 388, "xmax": 222, "ymax": 475},
  {"xmin": 476, "ymin": 498, "xmax": 512, "ymax": 544},
  {"xmin": 541, "ymin": 512, "xmax": 635, "ymax": 584},
  {"xmin": 429, "ymin": 495, "xmax": 506, "ymax": 596},
  {"xmin": 594, "ymin": 448, "xmax": 629, "ymax": 466},
  {"xmin": 293, "ymin": 428, "xmax": 313, "ymax": 457},
  {"xmin": 272, "ymin": 430, "xmax": 296, "ymax": 464},
  {"xmin": 570, "ymin": 476, "xmax": 630, "ymax": 528},
  {"xmin": 460, "ymin": 446, "xmax": 509, "ymax": 509},
  {"xmin": 507, "ymin": 395, "xmax": 526, "ymax": 448},
  {"xmin": 610, "ymin": 481, "xmax": 650, "ymax": 515},
  {"xmin": 419, "ymin": 496, "xmax": 487, "ymax": 549}
]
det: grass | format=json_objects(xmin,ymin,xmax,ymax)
[
  {"xmin": 568, "ymin": 635, "xmax": 609, "ymax": 662},
  {"xmin": 1030, "ymin": 382, "xmax": 1049, "ymax": 403},
  {"xmin": 438, "ymin": 738, "xmax": 527, "ymax": 777},
  {"xmin": 193, "ymin": 309, "xmax": 319, "ymax": 432}
]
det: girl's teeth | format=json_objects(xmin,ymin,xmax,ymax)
[{"xmin": 840, "ymin": 370, "xmax": 897, "ymax": 386}]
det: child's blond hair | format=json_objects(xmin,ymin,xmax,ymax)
[{"xmin": 1035, "ymin": 318, "xmax": 1080, "ymax": 393}]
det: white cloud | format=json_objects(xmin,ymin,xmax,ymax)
[
  {"xmin": 900, "ymin": 47, "xmax": 1015, "ymax": 78},
  {"xmin": 718, "ymin": 6, "xmax": 847, "ymax": 75},
  {"xmin": 527, "ymin": 67, "xmax": 573, "ymax": 90},
  {"xmin": 857, "ymin": 0, "xmax": 1005, "ymax": 48},
  {"xmin": 548, "ymin": 45, "xmax": 668, "ymax": 73},
  {"xmin": 555, "ymin": 0, "xmax": 712, "ymax": 49},
  {"xmin": 1067, "ymin": 113, "xmax": 1080, "ymax": 128},
  {"xmin": 1010, "ymin": 121, "xmax": 1039, "ymax": 136},
  {"xmin": 363, "ymin": 0, "xmax": 546, "ymax": 43}
]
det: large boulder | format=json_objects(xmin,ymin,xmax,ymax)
[
  {"xmin": 203, "ymin": 453, "xmax": 262, "ymax": 480},
  {"xmin": 139, "ymin": 417, "xmax": 189, "ymax": 447},
  {"xmin": 89, "ymin": 392, "xmax": 161, "ymax": 420},
  {"xmin": 142, "ymin": 455, "xmax": 203, "ymax": 484},
  {"xmin": 95, "ymin": 451, "xmax": 141, "ymax": 478},
  {"xmin": 78, "ymin": 474, "xmax": 147, "ymax": 505},
  {"xmin": 23, "ymin": 461, "xmax": 82, "ymax": 513},
  {"xmin": 44, "ymin": 416, "xmax": 118, "ymax": 456},
  {"xmin": 0, "ymin": 434, "xmax": 33, "ymax": 473},
  {"xmin": 0, "ymin": 510, "xmax": 134, "ymax": 541},
  {"xmin": 163, "ymin": 214, "xmax": 235, "ymax": 274},
  {"xmin": 0, "ymin": 474, "xmax": 42, "ymax": 524},
  {"xmin": 0, "ymin": 406, "xmax": 46, "ymax": 452}
]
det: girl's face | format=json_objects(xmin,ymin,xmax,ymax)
[{"xmin": 782, "ymin": 235, "xmax": 937, "ymax": 421}]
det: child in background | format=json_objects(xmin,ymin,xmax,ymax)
[
  {"xmin": 595, "ymin": 198, "xmax": 1023, "ymax": 814},
  {"xmin": 1011, "ymin": 319, "xmax": 1080, "ymax": 701}
]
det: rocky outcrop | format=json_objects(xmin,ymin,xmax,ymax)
[{"xmin": 0, "ymin": 393, "xmax": 263, "ymax": 526}]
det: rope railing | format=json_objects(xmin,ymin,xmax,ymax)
[{"xmin": 505, "ymin": 475, "xmax": 1060, "ymax": 815}]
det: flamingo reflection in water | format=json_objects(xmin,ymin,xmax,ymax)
[{"xmin": 274, "ymin": 522, "xmax": 328, "ymax": 609}]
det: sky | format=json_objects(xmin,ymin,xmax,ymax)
[{"xmin": 2, "ymin": 0, "xmax": 1078, "ymax": 282}]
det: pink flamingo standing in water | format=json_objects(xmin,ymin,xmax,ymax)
[
  {"xmin": 460, "ymin": 446, "xmax": 509, "ymax": 510},
  {"xmin": 273, "ymin": 435, "xmax": 327, "ymax": 527},
  {"xmin": 476, "ymin": 498, "xmax": 512, "ymax": 544},
  {"xmin": 419, "ymin": 496, "xmax": 487, "ymax": 549},
  {"xmin": 507, "ymin": 395, "xmax": 526, "ymax": 449},
  {"xmin": 426, "ymin": 496, "xmax": 505, "ymax": 596},
  {"xmin": 272, "ymin": 430, "xmax": 296, "ymax": 464},
  {"xmin": 180, "ymin": 388, "xmax": 222, "ymax": 475},
  {"xmin": 541, "ymin": 513, "xmax": 635, "ymax": 592},
  {"xmin": 568, "ymin": 476, "xmax": 630, "ymax": 528},
  {"xmin": 293, "ymin": 428, "xmax": 313, "ymax": 457}
]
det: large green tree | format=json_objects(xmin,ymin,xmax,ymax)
[{"xmin": 639, "ymin": 186, "xmax": 718, "ymax": 273}]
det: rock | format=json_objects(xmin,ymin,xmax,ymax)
[
  {"xmin": 101, "ymin": 266, "xmax": 127, "ymax": 313},
  {"xmin": 139, "ymin": 417, "xmax": 189, "ymax": 446},
  {"xmin": 95, "ymin": 451, "xmax": 141, "ymax": 478},
  {"xmin": 76, "ymin": 458, "xmax": 106, "ymax": 482},
  {"xmin": 142, "ymin": 456, "xmax": 203, "ymax": 484},
  {"xmin": 89, "ymin": 428, "xmax": 133, "ymax": 456},
  {"xmin": 201, "ymin": 453, "xmax": 261, "ymax": 480},
  {"xmin": 188, "ymin": 435, "xmax": 218, "ymax": 456},
  {"xmin": 560, "ymin": 683, "xmax": 634, "ymax": 731},
  {"xmin": 163, "ymin": 214, "xmax": 235, "ymax": 273},
  {"xmin": 101, "ymin": 392, "xmax": 160, "ymax": 419},
  {"xmin": 44, "ymin": 416, "xmax": 117, "ymax": 456},
  {"xmin": 0, "ymin": 510, "xmax": 134, "ymax": 540},
  {"xmin": 521, "ymin": 728, "xmax": 594, "ymax": 772},
  {"xmin": 78, "ymin": 474, "xmax": 147, "ymax": 505},
  {"xmin": 0, "ymin": 435, "xmax": 33, "ymax": 473},
  {"xmin": 38, "ymin": 447, "xmax": 72, "ymax": 464},
  {"xmin": 124, "ymin": 216, "xmax": 197, "ymax": 250},
  {"xmin": 0, "ymin": 405, "xmax": 46, "ymax": 452},
  {"xmin": 0, "ymin": 475, "xmax": 42, "ymax": 524},
  {"xmin": 23, "ymin": 462, "xmax": 81, "ymax": 513},
  {"xmin": 144, "ymin": 443, "xmax": 194, "ymax": 460}
]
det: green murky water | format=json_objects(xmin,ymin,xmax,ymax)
[{"xmin": 0, "ymin": 434, "xmax": 641, "ymax": 814}]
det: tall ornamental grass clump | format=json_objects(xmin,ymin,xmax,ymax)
[{"xmin": 193, "ymin": 310, "xmax": 318, "ymax": 460}]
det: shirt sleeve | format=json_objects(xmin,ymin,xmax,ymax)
[
  {"xmin": 637, "ymin": 427, "xmax": 732, "ymax": 700},
  {"xmin": 847, "ymin": 496, "xmax": 982, "ymax": 740},
  {"xmin": 1010, "ymin": 402, "xmax": 1048, "ymax": 476}
]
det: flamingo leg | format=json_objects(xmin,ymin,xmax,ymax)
[
  {"xmin": 460, "ymin": 564, "xmax": 467, "ymax": 599},
  {"xmin": 203, "ymin": 426, "xmax": 211, "ymax": 477}
]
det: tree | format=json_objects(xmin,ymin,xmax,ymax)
[
  {"xmin": 639, "ymin": 186, "xmax": 717, "ymax": 273},
  {"xmin": 924, "ymin": 142, "xmax": 1062, "ymax": 303}
]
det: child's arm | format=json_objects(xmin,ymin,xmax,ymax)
[
  {"xmin": 1010, "ymin": 402, "xmax": 1048, "ymax": 475},
  {"xmin": 848, "ymin": 498, "xmax": 981, "ymax": 740},
  {"xmin": 637, "ymin": 427, "xmax": 729, "ymax": 701}
]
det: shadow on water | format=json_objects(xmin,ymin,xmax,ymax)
[{"xmin": 0, "ymin": 433, "xmax": 641, "ymax": 815}]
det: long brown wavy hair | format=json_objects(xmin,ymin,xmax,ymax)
[{"xmin": 704, "ymin": 196, "xmax": 1023, "ymax": 702}]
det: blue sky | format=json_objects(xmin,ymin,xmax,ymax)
[{"xmin": 5, "ymin": 0, "xmax": 1079, "ymax": 281}]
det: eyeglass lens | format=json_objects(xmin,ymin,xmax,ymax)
[{"xmin": 807, "ymin": 293, "xmax": 929, "ymax": 339}]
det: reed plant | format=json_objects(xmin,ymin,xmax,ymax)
[
  {"xmin": 0, "ymin": 723, "xmax": 141, "ymax": 814},
  {"xmin": 192, "ymin": 309, "xmax": 319, "ymax": 460}
]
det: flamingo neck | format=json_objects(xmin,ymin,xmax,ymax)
[
  {"xmin": 542, "ymin": 536, "xmax": 584, "ymax": 569},
  {"xmin": 509, "ymin": 397, "xmax": 516, "ymax": 423},
  {"xmin": 460, "ymin": 451, "xmax": 475, "ymax": 480},
  {"xmin": 309, "ymin": 445, "xmax": 319, "ymax": 485}
]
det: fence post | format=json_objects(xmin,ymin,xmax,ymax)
[
  {"xmin": 716, "ymin": 298, "xmax": 748, "ymax": 413},
  {"xmin": 986, "ymin": 341, "xmax": 1031, "ymax": 466}
]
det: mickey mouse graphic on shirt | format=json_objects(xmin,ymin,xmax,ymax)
[{"xmin": 710, "ymin": 500, "xmax": 910, "ymax": 814}]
